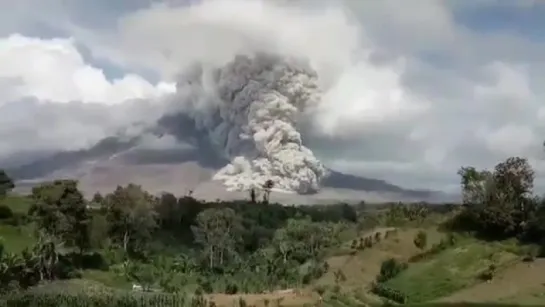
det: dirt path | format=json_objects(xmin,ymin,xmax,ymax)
[{"xmin": 437, "ymin": 258, "xmax": 545, "ymax": 303}]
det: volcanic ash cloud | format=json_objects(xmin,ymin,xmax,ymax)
[{"xmin": 176, "ymin": 53, "xmax": 327, "ymax": 194}]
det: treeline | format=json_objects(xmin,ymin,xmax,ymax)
[{"xmin": 0, "ymin": 170, "xmax": 361, "ymax": 297}]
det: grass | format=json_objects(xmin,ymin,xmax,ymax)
[
  {"xmin": 81, "ymin": 269, "xmax": 132, "ymax": 290},
  {"xmin": 0, "ymin": 223, "xmax": 36, "ymax": 253},
  {"xmin": 0, "ymin": 194, "xmax": 33, "ymax": 214},
  {"xmin": 0, "ymin": 195, "xmax": 35, "ymax": 253},
  {"xmin": 384, "ymin": 238, "xmax": 519, "ymax": 304},
  {"xmin": 500, "ymin": 288, "xmax": 545, "ymax": 305}
]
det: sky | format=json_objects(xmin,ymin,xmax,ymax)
[{"xmin": 1, "ymin": 0, "xmax": 545, "ymax": 194}]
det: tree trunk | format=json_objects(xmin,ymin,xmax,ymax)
[
  {"xmin": 209, "ymin": 246, "xmax": 214, "ymax": 269},
  {"xmin": 123, "ymin": 231, "xmax": 130, "ymax": 252}
]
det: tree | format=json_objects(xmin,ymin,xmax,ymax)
[
  {"xmin": 249, "ymin": 188, "xmax": 257, "ymax": 204},
  {"xmin": 458, "ymin": 167, "xmax": 494, "ymax": 207},
  {"xmin": 0, "ymin": 170, "xmax": 14, "ymax": 198},
  {"xmin": 28, "ymin": 180, "xmax": 90, "ymax": 252},
  {"xmin": 103, "ymin": 184, "xmax": 158, "ymax": 256},
  {"xmin": 155, "ymin": 192, "xmax": 179, "ymax": 229},
  {"xmin": 493, "ymin": 157, "xmax": 534, "ymax": 216},
  {"xmin": 262, "ymin": 180, "xmax": 274, "ymax": 204},
  {"xmin": 456, "ymin": 157, "xmax": 537, "ymax": 238},
  {"xmin": 191, "ymin": 207, "xmax": 242, "ymax": 269},
  {"xmin": 88, "ymin": 213, "xmax": 109, "ymax": 249},
  {"xmin": 272, "ymin": 217, "xmax": 338, "ymax": 264},
  {"xmin": 126, "ymin": 261, "xmax": 158, "ymax": 291},
  {"xmin": 90, "ymin": 192, "xmax": 104, "ymax": 208}
]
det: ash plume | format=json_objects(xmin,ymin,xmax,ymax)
[{"xmin": 175, "ymin": 52, "xmax": 327, "ymax": 194}]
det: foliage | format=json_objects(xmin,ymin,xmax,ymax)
[
  {"xmin": 413, "ymin": 231, "xmax": 427, "ymax": 250},
  {"xmin": 0, "ymin": 206, "xmax": 13, "ymax": 220},
  {"xmin": 370, "ymin": 283, "xmax": 407, "ymax": 304},
  {"xmin": 452, "ymin": 156, "xmax": 545, "ymax": 242},
  {"xmin": 0, "ymin": 170, "xmax": 14, "ymax": 198},
  {"xmin": 191, "ymin": 207, "xmax": 242, "ymax": 269},
  {"xmin": 376, "ymin": 258, "xmax": 408, "ymax": 283},
  {"xmin": 1, "ymin": 291, "xmax": 191, "ymax": 307},
  {"xmin": 28, "ymin": 180, "xmax": 90, "ymax": 252},
  {"xmin": 102, "ymin": 184, "xmax": 158, "ymax": 258}
]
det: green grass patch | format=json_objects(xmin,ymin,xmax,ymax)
[
  {"xmin": 0, "ymin": 194, "xmax": 33, "ymax": 214},
  {"xmin": 0, "ymin": 223, "xmax": 36, "ymax": 253},
  {"xmin": 81, "ymin": 269, "xmax": 132, "ymax": 290},
  {"xmin": 385, "ymin": 239, "xmax": 519, "ymax": 304}
]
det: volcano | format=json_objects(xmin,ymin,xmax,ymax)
[{"xmin": 3, "ymin": 116, "xmax": 452, "ymax": 205}]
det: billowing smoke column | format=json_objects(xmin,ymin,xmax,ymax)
[{"xmin": 176, "ymin": 52, "xmax": 327, "ymax": 194}]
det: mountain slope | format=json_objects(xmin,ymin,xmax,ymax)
[{"xmin": 4, "ymin": 135, "xmax": 452, "ymax": 204}]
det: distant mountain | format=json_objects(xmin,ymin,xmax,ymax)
[
  {"xmin": 2, "ymin": 111, "xmax": 456, "ymax": 203},
  {"xmin": 4, "ymin": 136, "xmax": 453, "ymax": 204}
]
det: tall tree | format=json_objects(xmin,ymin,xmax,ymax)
[
  {"xmin": 457, "ymin": 157, "xmax": 537, "ymax": 238},
  {"xmin": 457, "ymin": 166, "xmax": 494, "ymax": 207},
  {"xmin": 191, "ymin": 207, "xmax": 242, "ymax": 269},
  {"xmin": 28, "ymin": 180, "xmax": 90, "ymax": 252},
  {"xmin": 103, "ymin": 184, "xmax": 158, "ymax": 256},
  {"xmin": 0, "ymin": 170, "xmax": 14, "ymax": 198}
]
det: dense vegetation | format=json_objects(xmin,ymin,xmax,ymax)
[{"xmin": 1, "ymin": 155, "xmax": 545, "ymax": 306}]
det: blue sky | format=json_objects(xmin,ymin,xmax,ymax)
[{"xmin": 455, "ymin": 2, "xmax": 545, "ymax": 40}]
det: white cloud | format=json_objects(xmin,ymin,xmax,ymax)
[
  {"xmin": 0, "ymin": 34, "xmax": 174, "ymax": 160},
  {"xmin": 0, "ymin": 34, "xmax": 173, "ymax": 104},
  {"xmin": 2, "ymin": 0, "xmax": 545, "ymax": 193}
]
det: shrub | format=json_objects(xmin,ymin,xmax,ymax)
[
  {"xmin": 376, "ymin": 258, "xmax": 407, "ymax": 283},
  {"xmin": 479, "ymin": 264, "xmax": 496, "ymax": 281},
  {"xmin": 350, "ymin": 239, "xmax": 358, "ymax": 249},
  {"xmin": 364, "ymin": 237, "xmax": 373, "ymax": 248},
  {"xmin": 224, "ymin": 282, "xmax": 238, "ymax": 294},
  {"xmin": 313, "ymin": 285, "xmax": 326, "ymax": 297},
  {"xmin": 0, "ymin": 205, "xmax": 13, "ymax": 220},
  {"xmin": 413, "ymin": 231, "xmax": 427, "ymax": 250},
  {"xmin": 66, "ymin": 252, "xmax": 107, "ymax": 270},
  {"xmin": 198, "ymin": 278, "xmax": 214, "ymax": 294},
  {"xmin": 370, "ymin": 283, "xmax": 407, "ymax": 304}
]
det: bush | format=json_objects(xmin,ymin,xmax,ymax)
[
  {"xmin": 370, "ymin": 283, "xmax": 407, "ymax": 304},
  {"xmin": 413, "ymin": 231, "xmax": 427, "ymax": 250},
  {"xmin": 479, "ymin": 264, "xmax": 496, "ymax": 281},
  {"xmin": 224, "ymin": 282, "xmax": 238, "ymax": 294},
  {"xmin": 65, "ymin": 252, "xmax": 107, "ymax": 270},
  {"xmin": 376, "ymin": 258, "xmax": 408, "ymax": 283},
  {"xmin": 364, "ymin": 237, "xmax": 373, "ymax": 248},
  {"xmin": 0, "ymin": 205, "xmax": 13, "ymax": 220},
  {"xmin": 198, "ymin": 278, "xmax": 214, "ymax": 294},
  {"xmin": 350, "ymin": 239, "xmax": 358, "ymax": 249}
]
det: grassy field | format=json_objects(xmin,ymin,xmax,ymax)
[{"xmin": 384, "ymin": 238, "xmax": 520, "ymax": 304}]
